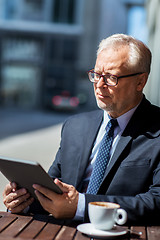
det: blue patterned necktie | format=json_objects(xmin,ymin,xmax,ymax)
[{"xmin": 86, "ymin": 118, "xmax": 118, "ymax": 194}]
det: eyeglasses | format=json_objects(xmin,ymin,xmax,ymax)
[{"xmin": 87, "ymin": 69, "xmax": 144, "ymax": 86}]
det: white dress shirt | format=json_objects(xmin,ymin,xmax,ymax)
[{"xmin": 74, "ymin": 105, "xmax": 139, "ymax": 220}]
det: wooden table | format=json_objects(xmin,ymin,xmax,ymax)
[{"xmin": 0, "ymin": 211, "xmax": 159, "ymax": 240}]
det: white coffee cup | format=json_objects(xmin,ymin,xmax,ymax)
[{"xmin": 88, "ymin": 202, "xmax": 127, "ymax": 230}]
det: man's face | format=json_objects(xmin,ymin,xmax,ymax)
[{"xmin": 94, "ymin": 47, "xmax": 146, "ymax": 118}]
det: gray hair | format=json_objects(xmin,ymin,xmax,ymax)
[{"xmin": 97, "ymin": 34, "xmax": 152, "ymax": 74}]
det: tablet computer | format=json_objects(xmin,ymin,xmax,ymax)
[{"xmin": 0, "ymin": 156, "xmax": 62, "ymax": 198}]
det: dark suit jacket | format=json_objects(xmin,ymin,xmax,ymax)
[
  {"xmin": 47, "ymin": 96, "xmax": 160, "ymax": 225},
  {"xmin": 32, "ymin": 96, "xmax": 160, "ymax": 225}
]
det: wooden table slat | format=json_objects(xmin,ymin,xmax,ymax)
[
  {"xmin": 147, "ymin": 226, "xmax": 160, "ymax": 240},
  {"xmin": 55, "ymin": 226, "xmax": 76, "ymax": 240},
  {"xmin": 17, "ymin": 219, "xmax": 46, "ymax": 239},
  {"xmin": 0, "ymin": 215, "xmax": 17, "ymax": 232},
  {"xmin": 36, "ymin": 223, "xmax": 61, "ymax": 240},
  {"xmin": 74, "ymin": 230, "xmax": 92, "ymax": 240},
  {"xmin": 130, "ymin": 226, "xmax": 146, "ymax": 240},
  {"xmin": 0, "ymin": 236, "xmax": 33, "ymax": 240},
  {"xmin": 0, "ymin": 237, "xmax": 16, "ymax": 240},
  {"xmin": 0, "ymin": 216, "xmax": 33, "ymax": 238}
]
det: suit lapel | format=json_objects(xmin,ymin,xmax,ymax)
[
  {"xmin": 75, "ymin": 110, "xmax": 103, "ymax": 189},
  {"xmin": 101, "ymin": 96, "xmax": 150, "ymax": 185}
]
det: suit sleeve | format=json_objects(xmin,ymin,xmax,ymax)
[{"xmin": 48, "ymin": 122, "xmax": 66, "ymax": 180}]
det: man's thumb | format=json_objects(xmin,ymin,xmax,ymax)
[{"xmin": 54, "ymin": 178, "xmax": 69, "ymax": 193}]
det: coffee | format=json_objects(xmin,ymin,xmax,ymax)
[
  {"xmin": 88, "ymin": 202, "xmax": 127, "ymax": 230},
  {"xmin": 90, "ymin": 202, "xmax": 120, "ymax": 208}
]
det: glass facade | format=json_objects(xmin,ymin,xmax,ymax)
[
  {"xmin": 0, "ymin": 37, "xmax": 42, "ymax": 107},
  {"xmin": 0, "ymin": 0, "xmax": 81, "ymax": 108},
  {"xmin": 1, "ymin": 0, "xmax": 76, "ymax": 24}
]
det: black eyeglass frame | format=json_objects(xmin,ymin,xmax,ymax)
[{"xmin": 87, "ymin": 69, "xmax": 144, "ymax": 86}]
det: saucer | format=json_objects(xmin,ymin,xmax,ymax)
[{"xmin": 77, "ymin": 223, "xmax": 127, "ymax": 239}]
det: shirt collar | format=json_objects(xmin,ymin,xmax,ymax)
[{"xmin": 103, "ymin": 104, "xmax": 139, "ymax": 132}]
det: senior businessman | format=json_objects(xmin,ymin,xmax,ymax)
[{"xmin": 3, "ymin": 33, "xmax": 160, "ymax": 225}]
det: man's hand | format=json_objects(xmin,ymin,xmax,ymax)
[
  {"xmin": 3, "ymin": 182, "xmax": 34, "ymax": 213},
  {"xmin": 33, "ymin": 179, "xmax": 79, "ymax": 219}
]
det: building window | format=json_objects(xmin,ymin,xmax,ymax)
[
  {"xmin": 52, "ymin": 0, "xmax": 75, "ymax": 24},
  {"xmin": 127, "ymin": 5, "xmax": 148, "ymax": 43},
  {"xmin": 2, "ymin": 0, "xmax": 77, "ymax": 24},
  {"xmin": 4, "ymin": 0, "xmax": 44, "ymax": 21}
]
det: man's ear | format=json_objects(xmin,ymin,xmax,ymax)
[{"xmin": 137, "ymin": 73, "xmax": 148, "ymax": 91}]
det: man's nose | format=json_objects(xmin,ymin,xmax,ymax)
[{"xmin": 96, "ymin": 76, "xmax": 106, "ymax": 88}]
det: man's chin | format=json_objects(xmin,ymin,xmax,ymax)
[{"xmin": 96, "ymin": 101, "xmax": 111, "ymax": 111}]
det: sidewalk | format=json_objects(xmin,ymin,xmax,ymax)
[
  {"xmin": 0, "ymin": 123, "xmax": 62, "ymax": 211},
  {"xmin": 0, "ymin": 91, "xmax": 97, "ymax": 211}
]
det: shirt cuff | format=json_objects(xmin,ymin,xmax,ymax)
[{"xmin": 73, "ymin": 193, "xmax": 85, "ymax": 221}]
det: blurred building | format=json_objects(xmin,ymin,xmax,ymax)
[
  {"xmin": 0, "ymin": 0, "xmax": 146, "ymax": 109},
  {"xmin": 144, "ymin": 0, "xmax": 160, "ymax": 107}
]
